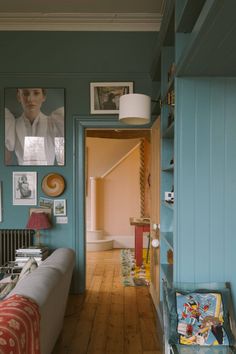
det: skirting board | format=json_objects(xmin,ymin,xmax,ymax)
[{"xmin": 104, "ymin": 234, "xmax": 149, "ymax": 249}]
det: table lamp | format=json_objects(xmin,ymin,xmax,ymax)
[{"xmin": 26, "ymin": 212, "xmax": 51, "ymax": 246}]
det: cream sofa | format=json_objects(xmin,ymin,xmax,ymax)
[{"xmin": 6, "ymin": 247, "xmax": 76, "ymax": 354}]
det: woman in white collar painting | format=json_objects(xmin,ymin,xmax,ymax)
[{"xmin": 5, "ymin": 87, "xmax": 64, "ymax": 166}]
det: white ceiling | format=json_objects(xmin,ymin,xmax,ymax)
[{"xmin": 0, "ymin": 0, "xmax": 165, "ymax": 31}]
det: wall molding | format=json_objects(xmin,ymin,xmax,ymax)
[
  {"xmin": 0, "ymin": 12, "xmax": 161, "ymax": 31},
  {"xmin": 74, "ymin": 116, "xmax": 151, "ymax": 293}
]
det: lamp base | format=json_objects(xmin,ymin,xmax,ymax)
[{"xmin": 35, "ymin": 230, "xmax": 42, "ymax": 247}]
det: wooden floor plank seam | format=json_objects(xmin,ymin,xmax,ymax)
[{"xmin": 53, "ymin": 250, "xmax": 162, "ymax": 354}]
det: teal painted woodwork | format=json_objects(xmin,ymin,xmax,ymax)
[
  {"xmin": 0, "ymin": 31, "xmax": 155, "ymax": 293},
  {"xmin": 74, "ymin": 116, "xmax": 152, "ymax": 293},
  {"xmin": 159, "ymin": 41, "xmax": 175, "ymax": 298},
  {"xmin": 175, "ymin": 78, "xmax": 236, "ymax": 302},
  {"xmin": 176, "ymin": 0, "xmax": 236, "ymax": 76},
  {"xmin": 151, "ymin": 0, "xmax": 236, "ymax": 320}
]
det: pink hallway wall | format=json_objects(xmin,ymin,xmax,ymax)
[
  {"xmin": 86, "ymin": 137, "xmax": 140, "ymax": 230},
  {"xmin": 101, "ymin": 146, "xmax": 140, "ymax": 237}
]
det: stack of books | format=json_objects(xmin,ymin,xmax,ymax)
[{"xmin": 15, "ymin": 246, "xmax": 49, "ymax": 267}]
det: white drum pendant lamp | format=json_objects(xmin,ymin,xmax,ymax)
[{"xmin": 119, "ymin": 93, "xmax": 151, "ymax": 125}]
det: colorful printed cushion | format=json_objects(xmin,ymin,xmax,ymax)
[
  {"xmin": 176, "ymin": 292, "xmax": 229, "ymax": 346},
  {"xmin": 0, "ymin": 294, "xmax": 40, "ymax": 353},
  {"xmin": 0, "ymin": 275, "xmax": 19, "ymax": 300}
]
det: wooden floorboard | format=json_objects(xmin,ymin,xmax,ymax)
[{"xmin": 52, "ymin": 249, "xmax": 162, "ymax": 354}]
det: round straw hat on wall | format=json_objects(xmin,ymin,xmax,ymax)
[{"xmin": 42, "ymin": 173, "xmax": 65, "ymax": 197}]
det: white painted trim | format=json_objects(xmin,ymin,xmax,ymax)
[
  {"xmin": 101, "ymin": 142, "xmax": 141, "ymax": 178},
  {"xmin": 0, "ymin": 12, "xmax": 162, "ymax": 31},
  {"xmin": 149, "ymin": 282, "xmax": 159, "ymax": 310}
]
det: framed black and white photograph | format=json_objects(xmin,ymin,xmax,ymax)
[
  {"xmin": 53, "ymin": 199, "xmax": 66, "ymax": 216},
  {"xmin": 5, "ymin": 88, "xmax": 65, "ymax": 166},
  {"xmin": 0, "ymin": 181, "xmax": 2, "ymax": 222},
  {"xmin": 90, "ymin": 82, "xmax": 133, "ymax": 114},
  {"xmin": 13, "ymin": 172, "xmax": 37, "ymax": 205}
]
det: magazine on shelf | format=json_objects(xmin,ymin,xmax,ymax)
[{"xmin": 15, "ymin": 246, "xmax": 48, "ymax": 254}]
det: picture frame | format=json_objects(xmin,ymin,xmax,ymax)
[
  {"xmin": 5, "ymin": 87, "xmax": 65, "ymax": 166},
  {"xmin": 0, "ymin": 181, "xmax": 2, "ymax": 222},
  {"xmin": 90, "ymin": 82, "xmax": 133, "ymax": 114},
  {"xmin": 53, "ymin": 199, "xmax": 66, "ymax": 216},
  {"xmin": 29, "ymin": 207, "xmax": 52, "ymax": 221},
  {"xmin": 13, "ymin": 172, "xmax": 37, "ymax": 205},
  {"xmin": 39, "ymin": 197, "xmax": 54, "ymax": 209}
]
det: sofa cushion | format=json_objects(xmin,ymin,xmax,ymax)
[
  {"xmin": 7, "ymin": 266, "xmax": 61, "ymax": 307},
  {"xmin": 5, "ymin": 247, "xmax": 76, "ymax": 354},
  {"xmin": 0, "ymin": 275, "xmax": 19, "ymax": 300},
  {"xmin": 40, "ymin": 247, "xmax": 75, "ymax": 274},
  {"xmin": 19, "ymin": 256, "xmax": 38, "ymax": 281}
]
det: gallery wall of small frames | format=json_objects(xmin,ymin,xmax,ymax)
[{"xmin": 0, "ymin": 172, "xmax": 67, "ymax": 224}]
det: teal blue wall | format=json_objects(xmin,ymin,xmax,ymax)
[
  {"xmin": 0, "ymin": 31, "xmax": 158, "ymax": 291},
  {"xmin": 175, "ymin": 77, "xmax": 236, "ymax": 299}
]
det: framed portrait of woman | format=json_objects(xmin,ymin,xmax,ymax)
[{"xmin": 5, "ymin": 87, "xmax": 65, "ymax": 166}]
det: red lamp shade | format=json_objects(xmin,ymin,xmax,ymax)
[{"xmin": 26, "ymin": 212, "xmax": 51, "ymax": 230}]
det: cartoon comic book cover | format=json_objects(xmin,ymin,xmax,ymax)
[{"xmin": 176, "ymin": 292, "xmax": 229, "ymax": 345}]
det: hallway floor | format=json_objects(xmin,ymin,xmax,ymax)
[{"xmin": 53, "ymin": 249, "xmax": 162, "ymax": 354}]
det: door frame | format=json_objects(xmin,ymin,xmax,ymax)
[{"xmin": 73, "ymin": 115, "xmax": 151, "ymax": 293}]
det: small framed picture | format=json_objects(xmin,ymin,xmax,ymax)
[
  {"xmin": 53, "ymin": 199, "xmax": 66, "ymax": 216},
  {"xmin": 90, "ymin": 82, "xmax": 133, "ymax": 114},
  {"xmin": 13, "ymin": 172, "xmax": 37, "ymax": 205},
  {"xmin": 39, "ymin": 197, "xmax": 54, "ymax": 209}
]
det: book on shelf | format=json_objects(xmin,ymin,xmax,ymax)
[
  {"xmin": 15, "ymin": 250, "xmax": 49, "ymax": 258},
  {"xmin": 15, "ymin": 260, "xmax": 43, "ymax": 267},
  {"xmin": 15, "ymin": 258, "xmax": 43, "ymax": 264},
  {"xmin": 15, "ymin": 246, "xmax": 49, "ymax": 267},
  {"xmin": 15, "ymin": 254, "xmax": 48, "ymax": 262},
  {"xmin": 15, "ymin": 246, "xmax": 48, "ymax": 254}
]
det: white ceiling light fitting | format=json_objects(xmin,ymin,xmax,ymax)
[{"xmin": 119, "ymin": 93, "xmax": 151, "ymax": 125}]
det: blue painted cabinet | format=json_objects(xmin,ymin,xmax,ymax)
[
  {"xmin": 155, "ymin": 0, "xmax": 236, "ymax": 314},
  {"xmin": 160, "ymin": 46, "xmax": 175, "ymax": 294}
]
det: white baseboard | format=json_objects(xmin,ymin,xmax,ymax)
[{"xmin": 104, "ymin": 235, "xmax": 149, "ymax": 249}]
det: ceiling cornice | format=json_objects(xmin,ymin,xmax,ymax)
[{"xmin": 0, "ymin": 12, "xmax": 161, "ymax": 31}]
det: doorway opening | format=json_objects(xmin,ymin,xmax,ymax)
[
  {"xmin": 73, "ymin": 116, "xmax": 160, "ymax": 301},
  {"xmin": 85, "ymin": 128, "xmax": 151, "ymax": 255}
]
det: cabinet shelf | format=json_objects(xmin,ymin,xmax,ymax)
[
  {"xmin": 176, "ymin": 0, "xmax": 236, "ymax": 76},
  {"xmin": 162, "ymin": 121, "xmax": 174, "ymax": 139},
  {"xmin": 176, "ymin": 0, "xmax": 206, "ymax": 33},
  {"xmin": 161, "ymin": 264, "xmax": 173, "ymax": 287},
  {"xmin": 161, "ymin": 232, "xmax": 173, "ymax": 251},
  {"xmin": 162, "ymin": 163, "xmax": 174, "ymax": 172},
  {"xmin": 161, "ymin": 76, "xmax": 175, "ymax": 103},
  {"xmin": 162, "ymin": 201, "xmax": 174, "ymax": 210}
]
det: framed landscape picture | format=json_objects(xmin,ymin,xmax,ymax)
[
  {"xmin": 13, "ymin": 171, "xmax": 37, "ymax": 205},
  {"xmin": 53, "ymin": 199, "xmax": 66, "ymax": 216},
  {"xmin": 90, "ymin": 82, "xmax": 133, "ymax": 114}
]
